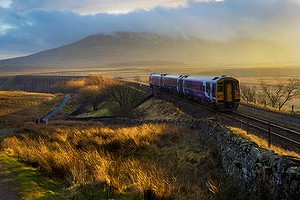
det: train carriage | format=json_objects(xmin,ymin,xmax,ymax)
[
  {"xmin": 161, "ymin": 74, "xmax": 181, "ymax": 93},
  {"xmin": 149, "ymin": 73, "xmax": 240, "ymax": 112}
]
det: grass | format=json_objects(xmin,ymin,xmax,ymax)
[
  {"xmin": 134, "ymin": 98, "xmax": 191, "ymax": 120},
  {"xmin": 0, "ymin": 151, "xmax": 69, "ymax": 199},
  {"xmin": 228, "ymin": 126, "xmax": 300, "ymax": 159},
  {"xmin": 0, "ymin": 91, "xmax": 64, "ymax": 128},
  {"xmin": 1, "ymin": 121, "xmax": 242, "ymax": 199},
  {"xmin": 242, "ymin": 101, "xmax": 300, "ymax": 115}
]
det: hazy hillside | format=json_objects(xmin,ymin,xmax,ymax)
[{"xmin": 0, "ymin": 32, "xmax": 297, "ymax": 72}]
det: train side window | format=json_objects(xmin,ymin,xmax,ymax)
[
  {"xmin": 235, "ymin": 83, "xmax": 239, "ymax": 91},
  {"xmin": 206, "ymin": 83, "xmax": 211, "ymax": 93},
  {"xmin": 217, "ymin": 83, "xmax": 223, "ymax": 92},
  {"xmin": 199, "ymin": 85, "xmax": 205, "ymax": 91},
  {"xmin": 212, "ymin": 84, "xmax": 216, "ymax": 97}
]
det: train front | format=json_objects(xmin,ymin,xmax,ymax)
[{"xmin": 215, "ymin": 76, "xmax": 240, "ymax": 111}]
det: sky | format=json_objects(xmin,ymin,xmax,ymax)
[{"xmin": 0, "ymin": 0, "xmax": 300, "ymax": 60}]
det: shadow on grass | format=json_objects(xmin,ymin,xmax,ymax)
[{"xmin": 0, "ymin": 151, "xmax": 70, "ymax": 200}]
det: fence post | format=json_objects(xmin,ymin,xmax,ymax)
[
  {"xmin": 292, "ymin": 105, "xmax": 294, "ymax": 113},
  {"xmin": 247, "ymin": 122, "xmax": 249, "ymax": 134},
  {"xmin": 215, "ymin": 111, "xmax": 218, "ymax": 122},
  {"xmin": 268, "ymin": 122, "xmax": 271, "ymax": 147},
  {"xmin": 221, "ymin": 115, "xmax": 224, "ymax": 125},
  {"xmin": 264, "ymin": 100, "xmax": 267, "ymax": 108}
]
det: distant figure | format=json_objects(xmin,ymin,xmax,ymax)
[
  {"xmin": 40, "ymin": 118, "xmax": 44, "ymax": 123},
  {"xmin": 34, "ymin": 118, "xmax": 39, "ymax": 124}
]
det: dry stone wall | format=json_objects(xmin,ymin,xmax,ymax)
[
  {"xmin": 65, "ymin": 116, "xmax": 300, "ymax": 199},
  {"xmin": 192, "ymin": 119, "xmax": 300, "ymax": 200}
]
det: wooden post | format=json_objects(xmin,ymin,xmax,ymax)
[
  {"xmin": 264, "ymin": 100, "xmax": 267, "ymax": 108},
  {"xmin": 221, "ymin": 115, "xmax": 224, "ymax": 125},
  {"xmin": 292, "ymin": 105, "xmax": 294, "ymax": 113},
  {"xmin": 268, "ymin": 122, "xmax": 271, "ymax": 147},
  {"xmin": 247, "ymin": 122, "xmax": 249, "ymax": 134}
]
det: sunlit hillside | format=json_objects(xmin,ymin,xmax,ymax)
[{"xmin": 0, "ymin": 91, "xmax": 63, "ymax": 128}]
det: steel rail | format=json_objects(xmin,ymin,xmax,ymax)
[
  {"xmin": 236, "ymin": 111, "xmax": 300, "ymax": 136},
  {"xmin": 221, "ymin": 113, "xmax": 300, "ymax": 146}
]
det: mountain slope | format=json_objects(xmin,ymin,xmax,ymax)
[{"xmin": 0, "ymin": 32, "xmax": 296, "ymax": 71}]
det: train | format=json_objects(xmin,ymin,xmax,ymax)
[{"xmin": 149, "ymin": 73, "xmax": 240, "ymax": 111}]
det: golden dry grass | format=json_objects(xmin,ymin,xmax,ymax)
[
  {"xmin": 228, "ymin": 126, "xmax": 300, "ymax": 159},
  {"xmin": 0, "ymin": 91, "xmax": 63, "ymax": 128},
  {"xmin": 1, "ymin": 121, "xmax": 235, "ymax": 199}
]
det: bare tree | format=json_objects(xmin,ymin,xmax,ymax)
[
  {"xmin": 259, "ymin": 79, "xmax": 299, "ymax": 110},
  {"xmin": 80, "ymin": 85, "xmax": 105, "ymax": 111},
  {"xmin": 85, "ymin": 74, "xmax": 117, "ymax": 86},
  {"xmin": 278, "ymin": 79, "xmax": 299, "ymax": 110},
  {"xmin": 106, "ymin": 84, "xmax": 140, "ymax": 115},
  {"xmin": 80, "ymin": 74, "xmax": 118, "ymax": 111},
  {"xmin": 240, "ymin": 84, "xmax": 257, "ymax": 103}
]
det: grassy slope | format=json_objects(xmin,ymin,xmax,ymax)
[
  {"xmin": 0, "ymin": 91, "xmax": 73, "ymax": 199},
  {"xmin": 0, "ymin": 91, "xmax": 64, "ymax": 128},
  {"xmin": 0, "ymin": 150, "xmax": 69, "ymax": 199},
  {"xmin": 0, "ymin": 83, "xmax": 297, "ymax": 199},
  {"xmin": 228, "ymin": 127, "xmax": 300, "ymax": 159},
  {"xmin": 0, "ymin": 90, "xmax": 242, "ymax": 199},
  {"xmin": 1, "ymin": 122, "xmax": 230, "ymax": 199}
]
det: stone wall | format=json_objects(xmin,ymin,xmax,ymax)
[
  {"xmin": 192, "ymin": 119, "xmax": 300, "ymax": 200},
  {"xmin": 64, "ymin": 116, "xmax": 300, "ymax": 199}
]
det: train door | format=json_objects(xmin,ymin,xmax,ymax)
[
  {"xmin": 226, "ymin": 82, "xmax": 233, "ymax": 102},
  {"xmin": 224, "ymin": 81, "xmax": 235, "ymax": 108}
]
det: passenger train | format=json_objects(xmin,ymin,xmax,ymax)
[{"xmin": 149, "ymin": 73, "xmax": 240, "ymax": 111}]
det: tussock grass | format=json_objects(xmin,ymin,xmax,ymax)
[
  {"xmin": 0, "ymin": 91, "xmax": 63, "ymax": 128},
  {"xmin": 1, "ymin": 121, "xmax": 237, "ymax": 199},
  {"xmin": 228, "ymin": 126, "xmax": 300, "ymax": 159}
]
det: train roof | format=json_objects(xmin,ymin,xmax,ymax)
[
  {"xmin": 150, "ymin": 73, "xmax": 237, "ymax": 82},
  {"xmin": 150, "ymin": 73, "xmax": 182, "ymax": 78},
  {"xmin": 182, "ymin": 75, "xmax": 237, "ymax": 82},
  {"xmin": 183, "ymin": 76, "xmax": 216, "ymax": 82}
]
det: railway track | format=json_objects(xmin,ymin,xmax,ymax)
[
  {"xmin": 127, "ymin": 81, "xmax": 300, "ymax": 152},
  {"xmin": 227, "ymin": 111, "xmax": 300, "ymax": 150}
]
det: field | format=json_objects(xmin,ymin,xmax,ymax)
[
  {"xmin": 1, "ymin": 72, "xmax": 299, "ymax": 199},
  {"xmin": 1, "ymin": 121, "xmax": 241, "ymax": 199},
  {"xmin": 0, "ymin": 82, "xmax": 243, "ymax": 199}
]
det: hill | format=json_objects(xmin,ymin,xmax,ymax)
[{"xmin": 0, "ymin": 32, "xmax": 297, "ymax": 74}]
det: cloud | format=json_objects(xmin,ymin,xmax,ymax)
[
  {"xmin": 0, "ymin": 0, "xmax": 300, "ymax": 59},
  {"xmin": 288, "ymin": 0, "xmax": 300, "ymax": 5},
  {"xmin": 0, "ymin": 0, "xmax": 11, "ymax": 8},
  {"xmin": 10, "ymin": 0, "xmax": 224, "ymax": 14}
]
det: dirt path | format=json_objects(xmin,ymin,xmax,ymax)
[{"xmin": 0, "ymin": 165, "xmax": 19, "ymax": 200}]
